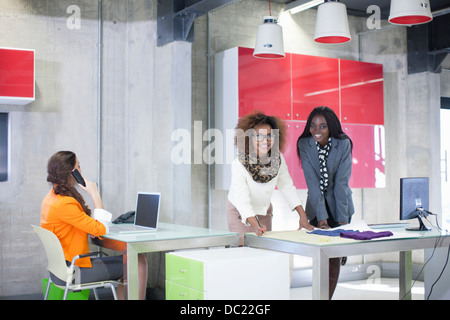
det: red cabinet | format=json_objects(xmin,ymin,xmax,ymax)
[
  {"xmin": 238, "ymin": 47, "xmax": 292, "ymax": 120},
  {"xmin": 0, "ymin": 48, "xmax": 35, "ymax": 105},
  {"xmin": 215, "ymin": 47, "xmax": 385, "ymax": 190},
  {"xmin": 283, "ymin": 121, "xmax": 307, "ymax": 189},
  {"xmin": 292, "ymin": 54, "xmax": 340, "ymax": 121},
  {"xmin": 340, "ymin": 59, "xmax": 384, "ymax": 125},
  {"xmin": 342, "ymin": 124, "xmax": 385, "ymax": 188}
]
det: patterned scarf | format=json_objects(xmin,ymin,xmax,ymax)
[
  {"xmin": 238, "ymin": 152, "xmax": 281, "ymax": 183},
  {"xmin": 316, "ymin": 137, "xmax": 332, "ymax": 194}
]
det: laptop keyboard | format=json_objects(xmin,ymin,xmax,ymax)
[{"xmin": 109, "ymin": 224, "xmax": 155, "ymax": 234}]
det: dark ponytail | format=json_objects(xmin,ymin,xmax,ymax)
[{"xmin": 47, "ymin": 151, "xmax": 91, "ymax": 216}]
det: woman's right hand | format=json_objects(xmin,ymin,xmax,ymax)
[
  {"xmin": 246, "ymin": 217, "xmax": 266, "ymax": 236},
  {"xmin": 255, "ymin": 225, "xmax": 266, "ymax": 237}
]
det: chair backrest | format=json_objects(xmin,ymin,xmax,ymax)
[{"xmin": 32, "ymin": 225, "xmax": 70, "ymax": 282}]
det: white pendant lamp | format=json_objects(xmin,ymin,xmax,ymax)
[
  {"xmin": 314, "ymin": 0, "xmax": 351, "ymax": 44},
  {"xmin": 388, "ymin": 0, "xmax": 433, "ymax": 25},
  {"xmin": 253, "ymin": 0, "xmax": 285, "ymax": 59}
]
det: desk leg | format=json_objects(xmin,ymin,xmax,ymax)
[
  {"xmin": 399, "ymin": 250, "xmax": 412, "ymax": 300},
  {"xmin": 125, "ymin": 246, "xmax": 139, "ymax": 300},
  {"xmin": 312, "ymin": 251, "xmax": 329, "ymax": 300}
]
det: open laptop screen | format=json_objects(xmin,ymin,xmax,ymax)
[{"xmin": 134, "ymin": 192, "xmax": 160, "ymax": 229}]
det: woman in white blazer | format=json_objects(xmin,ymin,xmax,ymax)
[
  {"xmin": 227, "ymin": 112, "xmax": 313, "ymax": 245},
  {"xmin": 297, "ymin": 106, "xmax": 354, "ymax": 299}
]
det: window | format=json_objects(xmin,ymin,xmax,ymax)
[{"xmin": 441, "ymin": 107, "xmax": 450, "ymax": 230}]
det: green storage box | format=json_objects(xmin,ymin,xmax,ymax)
[{"xmin": 41, "ymin": 278, "xmax": 90, "ymax": 300}]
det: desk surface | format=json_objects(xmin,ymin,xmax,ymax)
[
  {"xmin": 245, "ymin": 223, "xmax": 450, "ymax": 300},
  {"xmin": 103, "ymin": 222, "xmax": 237, "ymax": 243},
  {"xmin": 251, "ymin": 228, "xmax": 444, "ymax": 247},
  {"xmin": 246, "ymin": 221, "xmax": 449, "ymax": 248},
  {"xmin": 244, "ymin": 223, "xmax": 450, "ymax": 259}
]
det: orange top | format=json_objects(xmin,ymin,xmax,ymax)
[{"xmin": 40, "ymin": 189, "xmax": 107, "ymax": 268}]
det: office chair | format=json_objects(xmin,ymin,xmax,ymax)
[{"xmin": 32, "ymin": 225, "xmax": 121, "ymax": 300}]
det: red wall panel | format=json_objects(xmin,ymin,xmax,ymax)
[
  {"xmin": 340, "ymin": 59, "xmax": 384, "ymax": 125},
  {"xmin": 0, "ymin": 48, "xmax": 35, "ymax": 104},
  {"xmin": 343, "ymin": 124, "xmax": 385, "ymax": 188},
  {"xmin": 283, "ymin": 121, "xmax": 307, "ymax": 189},
  {"xmin": 238, "ymin": 47, "xmax": 292, "ymax": 120},
  {"xmin": 292, "ymin": 54, "xmax": 340, "ymax": 121}
]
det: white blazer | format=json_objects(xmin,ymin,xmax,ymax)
[{"xmin": 227, "ymin": 153, "xmax": 302, "ymax": 225}]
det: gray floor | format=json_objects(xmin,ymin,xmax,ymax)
[
  {"xmin": 1, "ymin": 278, "xmax": 424, "ymax": 300},
  {"xmin": 290, "ymin": 278, "xmax": 424, "ymax": 300}
]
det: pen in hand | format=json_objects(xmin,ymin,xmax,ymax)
[{"xmin": 255, "ymin": 215, "xmax": 265, "ymax": 235}]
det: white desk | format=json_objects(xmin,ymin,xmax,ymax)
[
  {"xmin": 92, "ymin": 222, "xmax": 239, "ymax": 299},
  {"xmin": 245, "ymin": 226, "xmax": 450, "ymax": 300}
]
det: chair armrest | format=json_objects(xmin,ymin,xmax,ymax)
[
  {"xmin": 65, "ymin": 252, "xmax": 110, "ymax": 284},
  {"xmin": 69, "ymin": 251, "xmax": 109, "ymax": 268}
]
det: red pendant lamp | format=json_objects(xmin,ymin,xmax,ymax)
[
  {"xmin": 314, "ymin": 0, "xmax": 351, "ymax": 44},
  {"xmin": 389, "ymin": 0, "xmax": 433, "ymax": 25}
]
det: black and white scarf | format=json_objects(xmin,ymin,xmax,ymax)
[{"xmin": 316, "ymin": 137, "xmax": 332, "ymax": 194}]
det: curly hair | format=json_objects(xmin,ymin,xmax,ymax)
[
  {"xmin": 47, "ymin": 151, "xmax": 91, "ymax": 216},
  {"xmin": 235, "ymin": 111, "xmax": 286, "ymax": 155}
]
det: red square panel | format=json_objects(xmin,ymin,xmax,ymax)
[
  {"xmin": 282, "ymin": 121, "xmax": 307, "ymax": 189},
  {"xmin": 0, "ymin": 48, "xmax": 35, "ymax": 104},
  {"xmin": 238, "ymin": 47, "xmax": 292, "ymax": 120},
  {"xmin": 343, "ymin": 123, "xmax": 386, "ymax": 188},
  {"xmin": 292, "ymin": 54, "xmax": 340, "ymax": 121},
  {"xmin": 340, "ymin": 59, "xmax": 384, "ymax": 125}
]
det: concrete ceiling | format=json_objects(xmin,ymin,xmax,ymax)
[
  {"xmin": 267, "ymin": 0, "xmax": 450, "ymax": 18},
  {"xmin": 158, "ymin": 0, "xmax": 450, "ymax": 71}
]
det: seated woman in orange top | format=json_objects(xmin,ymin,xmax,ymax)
[{"xmin": 41, "ymin": 151, "xmax": 147, "ymax": 299}]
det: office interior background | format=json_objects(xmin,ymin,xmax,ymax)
[{"xmin": 0, "ymin": 0, "xmax": 449, "ymax": 298}]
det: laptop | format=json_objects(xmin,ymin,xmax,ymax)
[{"xmin": 109, "ymin": 192, "xmax": 161, "ymax": 234}]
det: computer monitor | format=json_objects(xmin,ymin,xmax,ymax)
[{"xmin": 400, "ymin": 177, "xmax": 431, "ymax": 231}]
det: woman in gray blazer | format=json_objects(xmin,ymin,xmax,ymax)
[{"xmin": 297, "ymin": 106, "xmax": 354, "ymax": 299}]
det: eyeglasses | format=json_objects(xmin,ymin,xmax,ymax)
[{"xmin": 253, "ymin": 133, "xmax": 276, "ymax": 142}]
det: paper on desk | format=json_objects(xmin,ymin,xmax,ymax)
[
  {"xmin": 262, "ymin": 229, "xmax": 357, "ymax": 245},
  {"xmin": 262, "ymin": 220, "xmax": 422, "ymax": 244}
]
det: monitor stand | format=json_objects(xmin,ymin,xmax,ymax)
[{"xmin": 406, "ymin": 215, "xmax": 431, "ymax": 231}]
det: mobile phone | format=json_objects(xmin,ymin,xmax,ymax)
[{"xmin": 71, "ymin": 169, "xmax": 86, "ymax": 187}]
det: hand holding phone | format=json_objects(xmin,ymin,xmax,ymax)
[{"xmin": 71, "ymin": 168, "xmax": 86, "ymax": 187}]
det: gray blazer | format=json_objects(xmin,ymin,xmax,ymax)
[{"xmin": 297, "ymin": 136, "xmax": 354, "ymax": 223}]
